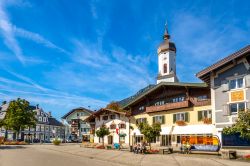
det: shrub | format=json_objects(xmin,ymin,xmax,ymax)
[
  {"xmin": 145, "ymin": 149, "xmax": 159, "ymax": 154},
  {"xmin": 243, "ymin": 154, "xmax": 250, "ymax": 160},
  {"xmin": 53, "ymin": 139, "xmax": 61, "ymax": 146},
  {"xmin": 96, "ymin": 145, "xmax": 105, "ymax": 149}
]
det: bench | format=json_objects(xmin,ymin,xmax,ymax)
[
  {"xmin": 189, "ymin": 144, "xmax": 220, "ymax": 155},
  {"xmin": 159, "ymin": 147, "xmax": 173, "ymax": 154}
]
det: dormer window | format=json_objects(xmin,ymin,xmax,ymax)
[{"xmin": 229, "ymin": 78, "xmax": 243, "ymax": 90}]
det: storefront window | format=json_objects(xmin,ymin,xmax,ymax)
[{"xmin": 135, "ymin": 136, "xmax": 143, "ymax": 144}]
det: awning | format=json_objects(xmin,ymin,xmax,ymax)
[
  {"xmin": 160, "ymin": 126, "xmax": 173, "ymax": 135},
  {"xmin": 132, "ymin": 129, "xmax": 142, "ymax": 135},
  {"xmin": 171, "ymin": 124, "xmax": 215, "ymax": 135}
]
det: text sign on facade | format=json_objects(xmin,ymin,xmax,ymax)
[{"xmin": 231, "ymin": 90, "xmax": 244, "ymax": 102}]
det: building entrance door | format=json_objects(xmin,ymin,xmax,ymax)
[{"xmin": 108, "ymin": 136, "xmax": 113, "ymax": 144}]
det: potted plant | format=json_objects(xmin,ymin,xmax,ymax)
[
  {"xmin": 203, "ymin": 118, "xmax": 212, "ymax": 124},
  {"xmin": 176, "ymin": 120, "xmax": 186, "ymax": 126}
]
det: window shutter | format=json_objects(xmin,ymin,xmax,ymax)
[
  {"xmin": 185, "ymin": 112, "xmax": 189, "ymax": 122},
  {"xmin": 221, "ymin": 80, "xmax": 229, "ymax": 92},
  {"xmin": 136, "ymin": 119, "xmax": 138, "ymax": 125},
  {"xmin": 173, "ymin": 114, "xmax": 176, "ymax": 123},
  {"xmin": 247, "ymin": 102, "xmax": 250, "ymax": 110},
  {"xmin": 162, "ymin": 116, "xmax": 165, "ymax": 124},
  {"xmin": 245, "ymin": 75, "xmax": 250, "ymax": 88},
  {"xmin": 198, "ymin": 111, "xmax": 203, "ymax": 121},
  {"xmin": 153, "ymin": 117, "xmax": 155, "ymax": 124},
  {"xmin": 222, "ymin": 104, "xmax": 230, "ymax": 116}
]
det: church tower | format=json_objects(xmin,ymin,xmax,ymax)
[{"xmin": 156, "ymin": 23, "xmax": 178, "ymax": 84}]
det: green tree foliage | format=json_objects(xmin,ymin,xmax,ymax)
[
  {"xmin": 223, "ymin": 111, "xmax": 250, "ymax": 140},
  {"xmin": 95, "ymin": 125, "xmax": 110, "ymax": 146},
  {"xmin": 138, "ymin": 122, "xmax": 161, "ymax": 149},
  {"xmin": 3, "ymin": 98, "xmax": 37, "ymax": 140}
]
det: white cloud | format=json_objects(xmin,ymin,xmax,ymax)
[
  {"xmin": 0, "ymin": 0, "xmax": 69, "ymax": 64},
  {"xmin": 0, "ymin": 1, "xmax": 25, "ymax": 63},
  {"xmin": 14, "ymin": 27, "xmax": 69, "ymax": 55}
]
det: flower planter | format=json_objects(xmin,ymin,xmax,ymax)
[{"xmin": 176, "ymin": 120, "xmax": 186, "ymax": 126}]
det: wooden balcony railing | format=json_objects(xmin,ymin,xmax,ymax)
[
  {"xmin": 146, "ymin": 100, "xmax": 190, "ymax": 113},
  {"xmin": 194, "ymin": 99, "xmax": 211, "ymax": 106}
]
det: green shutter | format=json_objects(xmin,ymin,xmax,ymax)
[
  {"xmin": 153, "ymin": 117, "xmax": 155, "ymax": 124},
  {"xmin": 198, "ymin": 111, "xmax": 203, "ymax": 121},
  {"xmin": 185, "ymin": 112, "xmax": 189, "ymax": 122},
  {"xmin": 173, "ymin": 114, "xmax": 176, "ymax": 123},
  {"xmin": 162, "ymin": 116, "xmax": 165, "ymax": 124}
]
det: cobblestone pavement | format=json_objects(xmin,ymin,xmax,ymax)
[{"xmin": 0, "ymin": 144, "xmax": 249, "ymax": 166}]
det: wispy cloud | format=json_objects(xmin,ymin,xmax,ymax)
[
  {"xmin": 70, "ymin": 39, "xmax": 154, "ymax": 93},
  {"xmin": 14, "ymin": 27, "xmax": 70, "ymax": 55},
  {"xmin": 0, "ymin": 1, "xmax": 25, "ymax": 63},
  {"xmin": 171, "ymin": 11, "xmax": 250, "ymax": 81},
  {"xmin": 0, "ymin": 0, "xmax": 69, "ymax": 64}
]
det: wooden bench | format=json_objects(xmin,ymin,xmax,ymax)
[{"xmin": 159, "ymin": 147, "xmax": 173, "ymax": 154}]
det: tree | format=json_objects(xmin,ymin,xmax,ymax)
[
  {"xmin": 95, "ymin": 125, "xmax": 110, "ymax": 147},
  {"xmin": 106, "ymin": 101, "xmax": 122, "ymax": 112},
  {"xmin": 3, "ymin": 98, "xmax": 37, "ymax": 140},
  {"xmin": 223, "ymin": 111, "xmax": 250, "ymax": 140},
  {"xmin": 138, "ymin": 122, "xmax": 161, "ymax": 149}
]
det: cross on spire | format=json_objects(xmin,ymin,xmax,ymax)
[{"xmin": 163, "ymin": 20, "xmax": 170, "ymax": 40}]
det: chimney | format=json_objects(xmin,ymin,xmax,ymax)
[
  {"xmin": 48, "ymin": 111, "xmax": 52, "ymax": 117},
  {"xmin": 36, "ymin": 104, "xmax": 39, "ymax": 109}
]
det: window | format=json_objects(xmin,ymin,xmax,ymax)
[
  {"xmin": 229, "ymin": 78, "xmax": 244, "ymax": 90},
  {"xmin": 198, "ymin": 110, "xmax": 212, "ymax": 121},
  {"xmin": 135, "ymin": 136, "xmax": 143, "ymax": 144},
  {"xmin": 39, "ymin": 117, "xmax": 42, "ymax": 122},
  {"xmin": 80, "ymin": 113, "xmax": 84, "ymax": 116},
  {"xmin": 197, "ymin": 95, "xmax": 208, "ymax": 101},
  {"xmin": 43, "ymin": 117, "xmax": 47, "ymax": 122},
  {"xmin": 110, "ymin": 114, "xmax": 116, "ymax": 119},
  {"xmin": 139, "ymin": 106, "xmax": 145, "ymax": 111},
  {"xmin": 230, "ymin": 102, "xmax": 245, "ymax": 114},
  {"xmin": 77, "ymin": 113, "xmax": 79, "ymax": 117},
  {"xmin": 155, "ymin": 101, "xmax": 165, "ymax": 106},
  {"xmin": 110, "ymin": 124, "xmax": 116, "ymax": 129},
  {"xmin": 136, "ymin": 118, "xmax": 147, "ymax": 125},
  {"xmin": 119, "ymin": 123, "xmax": 126, "ymax": 129},
  {"xmin": 173, "ymin": 112, "xmax": 189, "ymax": 123},
  {"xmin": 153, "ymin": 116, "xmax": 165, "ymax": 124},
  {"xmin": 168, "ymin": 96, "xmax": 185, "ymax": 103},
  {"xmin": 36, "ymin": 126, "xmax": 40, "ymax": 131},
  {"xmin": 102, "ymin": 116, "xmax": 108, "ymax": 121},
  {"xmin": 163, "ymin": 63, "xmax": 167, "ymax": 73}
]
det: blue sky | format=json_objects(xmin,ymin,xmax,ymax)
[{"xmin": 0, "ymin": 0, "xmax": 250, "ymax": 119}]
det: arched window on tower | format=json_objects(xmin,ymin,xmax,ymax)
[{"xmin": 163, "ymin": 63, "xmax": 167, "ymax": 73}]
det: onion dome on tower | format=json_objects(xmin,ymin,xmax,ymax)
[{"xmin": 157, "ymin": 24, "xmax": 176, "ymax": 54}]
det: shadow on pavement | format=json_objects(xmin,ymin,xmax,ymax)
[{"xmin": 0, "ymin": 145, "xmax": 26, "ymax": 150}]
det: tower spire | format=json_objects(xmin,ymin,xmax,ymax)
[{"xmin": 163, "ymin": 20, "xmax": 170, "ymax": 40}]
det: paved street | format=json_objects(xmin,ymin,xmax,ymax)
[{"xmin": 0, "ymin": 144, "xmax": 249, "ymax": 166}]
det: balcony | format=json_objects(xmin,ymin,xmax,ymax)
[
  {"xmin": 194, "ymin": 99, "xmax": 211, "ymax": 106},
  {"xmin": 146, "ymin": 100, "xmax": 190, "ymax": 113}
]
